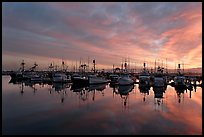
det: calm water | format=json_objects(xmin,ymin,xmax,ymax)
[{"xmin": 2, "ymin": 76, "xmax": 202, "ymax": 135}]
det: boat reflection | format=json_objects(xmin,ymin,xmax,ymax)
[
  {"xmin": 88, "ymin": 83, "xmax": 107, "ymax": 92},
  {"xmin": 9, "ymin": 79, "xmax": 38, "ymax": 95},
  {"xmin": 109, "ymin": 83, "xmax": 119, "ymax": 99},
  {"xmin": 52, "ymin": 82, "xmax": 70, "ymax": 92},
  {"xmin": 71, "ymin": 83, "xmax": 107, "ymax": 102},
  {"xmin": 70, "ymin": 84, "xmax": 88, "ymax": 101},
  {"xmin": 71, "ymin": 83, "xmax": 88, "ymax": 92},
  {"xmin": 51, "ymin": 82, "xmax": 71, "ymax": 103},
  {"xmin": 139, "ymin": 86, "xmax": 150, "ymax": 102},
  {"xmin": 175, "ymin": 86, "xmax": 186, "ymax": 103},
  {"xmin": 8, "ymin": 77, "xmax": 200, "ymax": 106},
  {"xmin": 153, "ymin": 86, "xmax": 166, "ymax": 108},
  {"xmin": 9, "ymin": 78, "xmax": 24, "ymax": 85},
  {"xmin": 88, "ymin": 83, "xmax": 107, "ymax": 101},
  {"xmin": 118, "ymin": 85, "xmax": 134, "ymax": 107},
  {"xmin": 3, "ymin": 74, "xmax": 202, "ymax": 135},
  {"xmin": 118, "ymin": 85, "xmax": 134, "ymax": 95}
]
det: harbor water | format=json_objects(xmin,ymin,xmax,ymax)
[{"xmin": 2, "ymin": 76, "xmax": 202, "ymax": 135}]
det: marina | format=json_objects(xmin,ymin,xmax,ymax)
[
  {"xmin": 2, "ymin": 2, "xmax": 202, "ymax": 135},
  {"xmin": 3, "ymin": 60, "xmax": 202, "ymax": 89}
]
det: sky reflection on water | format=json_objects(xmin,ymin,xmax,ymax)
[{"xmin": 2, "ymin": 76, "xmax": 202, "ymax": 135}]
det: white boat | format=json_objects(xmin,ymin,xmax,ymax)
[
  {"xmin": 53, "ymin": 73, "xmax": 70, "ymax": 83},
  {"xmin": 88, "ymin": 75, "xmax": 108, "ymax": 85},
  {"xmin": 118, "ymin": 74, "xmax": 134, "ymax": 86}
]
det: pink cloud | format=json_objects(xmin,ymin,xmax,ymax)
[{"xmin": 2, "ymin": 3, "xmax": 202, "ymax": 70}]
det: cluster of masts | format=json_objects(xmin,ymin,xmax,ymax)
[
  {"xmin": 16, "ymin": 57, "xmax": 186, "ymax": 73},
  {"xmin": 47, "ymin": 59, "xmax": 96, "ymax": 73},
  {"xmin": 9, "ymin": 60, "xmax": 191, "ymax": 86}
]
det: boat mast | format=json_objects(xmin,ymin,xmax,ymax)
[
  {"xmin": 124, "ymin": 58, "xmax": 127, "ymax": 73},
  {"xmin": 62, "ymin": 60, "xmax": 65, "ymax": 72},
  {"xmin": 144, "ymin": 62, "xmax": 146, "ymax": 71},
  {"xmin": 21, "ymin": 60, "xmax": 25, "ymax": 72},
  {"xmin": 93, "ymin": 59, "xmax": 96, "ymax": 73},
  {"xmin": 178, "ymin": 63, "xmax": 181, "ymax": 74}
]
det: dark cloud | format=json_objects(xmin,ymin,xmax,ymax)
[{"xmin": 127, "ymin": 2, "xmax": 189, "ymax": 34}]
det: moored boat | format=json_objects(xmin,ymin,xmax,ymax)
[
  {"xmin": 53, "ymin": 72, "xmax": 70, "ymax": 83},
  {"xmin": 118, "ymin": 73, "xmax": 134, "ymax": 86}
]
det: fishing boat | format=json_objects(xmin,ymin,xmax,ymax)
[
  {"xmin": 118, "ymin": 73, "xmax": 134, "ymax": 86},
  {"xmin": 174, "ymin": 75, "xmax": 186, "ymax": 87},
  {"xmin": 52, "ymin": 72, "xmax": 70, "ymax": 83},
  {"xmin": 174, "ymin": 64, "xmax": 186, "ymax": 88},
  {"xmin": 109, "ymin": 74, "xmax": 120, "ymax": 83},
  {"xmin": 71, "ymin": 73, "xmax": 89, "ymax": 85},
  {"xmin": 153, "ymin": 66, "xmax": 165, "ymax": 87},
  {"xmin": 139, "ymin": 63, "xmax": 150, "ymax": 87}
]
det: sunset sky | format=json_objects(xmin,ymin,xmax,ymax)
[{"xmin": 2, "ymin": 2, "xmax": 202, "ymax": 71}]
